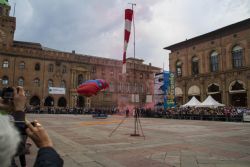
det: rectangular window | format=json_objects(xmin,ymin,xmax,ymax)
[
  {"xmin": 19, "ymin": 62, "xmax": 25, "ymax": 69},
  {"xmin": 210, "ymin": 57, "xmax": 218, "ymax": 72},
  {"xmin": 192, "ymin": 62, "xmax": 199, "ymax": 75},
  {"xmin": 176, "ymin": 67, "xmax": 182, "ymax": 77},
  {"xmin": 62, "ymin": 66, "xmax": 67, "ymax": 73},
  {"xmin": 3, "ymin": 61, "xmax": 9, "ymax": 68},
  {"xmin": 232, "ymin": 50, "xmax": 243, "ymax": 68},
  {"xmin": 48, "ymin": 64, "xmax": 54, "ymax": 72}
]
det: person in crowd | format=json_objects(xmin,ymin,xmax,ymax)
[
  {"xmin": 10, "ymin": 87, "xmax": 28, "ymax": 167},
  {"xmin": 0, "ymin": 86, "xmax": 63, "ymax": 167},
  {"xmin": 125, "ymin": 108, "xmax": 129, "ymax": 117}
]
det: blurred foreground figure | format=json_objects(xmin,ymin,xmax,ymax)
[
  {"xmin": 0, "ymin": 115, "xmax": 20, "ymax": 167},
  {"xmin": 0, "ymin": 86, "xmax": 63, "ymax": 167}
]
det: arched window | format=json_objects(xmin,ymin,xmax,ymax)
[
  {"xmin": 60, "ymin": 80, "xmax": 66, "ymax": 88},
  {"xmin": 230, "ymin": 80, "xmax": 245, "ymax": 92},
  {"xmin": 18, "ymin": 77, "xmax": 24, "ymax": 86},
  {"xmin": 176, "ymin": 60, "xmax": 182, "ymax": 77},
  {"xmin": 33, "ymin": 78, "xmax": 40, "ymax": 87},
  {"xmin": 44, "ymin": 96, "xmax": 54, "ymax": 107},
  {"xmin": 109, "ymin": 82, "xmax": 114, "ymax": 92},
  {"xmin": 140, "ymin": 73, "xmax": 143, "ymax": 79},
  {"xmin": 2, "ymin": 76, "xmax": 8, "ymax": 85},
  {"xmin": 19, "ymin": 61, "xmax": 25, "ymax": 69},
  {"xmin": 140, "ymin": 84, "xmax": 144, "ymax": 93},
  {"xmin": 58, "ymin": 97, "xmax": 67, "ymax": 107},
  {"xmin": 62, "ymin": 65, "xmax": 67, "ymax": 73},
  {"xmin": 210, "ymin": 51, "xmax": 219, "ymax": 72},
  {"xmin": 92, "ymin": 66, "xmax": 96, "ymax": 73},
  {"xmin": 134, "ymin": 83, "xmax": 137, "ymax": 93},
  {"xmin": 78, "ymin": 74, "xmax": 84, "ymax": 85},
  {"xmin": 35, "ymin": 63, "xmax": 40, "ymax": 71},
  {"xmin": 192, "ymin": 56, "xmax": 199, "ymax": 75},
  {"xmin": 2, "ymin": 60, "xmax": 9, "ymax": 68},
  {"xmin": 127, "ymin": 83, "xmax": 130, "ymax": 93},
  {"xmin": 110, "ymin": 69, "xmax": 114, "ymax": 77},
  {"xmin": 48, "ymin": 64, "xmax": 54, "ymax": 72},
  {"xmin": 232, "ymin": 45, "xmax": 243, "ymax": 68},
  {"xmin": 30, "ymin": 96, "xmax": 40, "ymax": 106},
  {"xmin": 48, "ymin": 79, "xmax": 53, "ymax": 87},
  {"xmin": 118, "ymin": 82, "xmax": 122, "ymax": 92},
  {"xmin": 208, "ymin": 84, "xmax": 220, "ymax": 93}
]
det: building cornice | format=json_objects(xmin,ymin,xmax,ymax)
[{"xmin": 164, "ymin": 18, "xmax": 250, "ymax": 52}]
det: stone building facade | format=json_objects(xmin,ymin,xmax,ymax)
[
  {"xmin": 164, "ymin": 18, "xmax": 250, "ymax": 108},
  {"xmin": 0, "ymin": 2, "xmax": 160, "ymax": 109}
]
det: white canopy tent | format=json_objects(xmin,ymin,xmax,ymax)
[
  {"xmin": 181, "ymin": 96, "xmax": 201, "ymax": 107},
  {"xmin": 197, "ymin": 95, "xmax": 225, "ymax": 108}
]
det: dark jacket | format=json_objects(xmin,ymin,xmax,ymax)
[{"xmin": 34, "ymin": 147, "xmax": 63, "ymax": 167}]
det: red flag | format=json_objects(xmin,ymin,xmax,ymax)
[{"xmin": 122, "ymin": 9, "xmax": 133, "ymax": 74}]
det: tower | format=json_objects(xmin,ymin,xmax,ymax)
[{"xmin": 0, "ymin": 0, "xmax": 16, "ymax": 48}]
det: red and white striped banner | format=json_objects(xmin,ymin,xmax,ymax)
[{"xmin": 122, "ymin": 8, "xmax": 133, "ymax": 74}]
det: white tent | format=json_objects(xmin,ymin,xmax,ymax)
[
  {"xmin": 197, "ymin": 95, "xmax": 225, "ymax": 108},
  {"xmin": 181, "ymin": 96, "xmax": 201, "ymax": 107}
]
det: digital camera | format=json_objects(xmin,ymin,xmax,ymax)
[{"xmin": 0, "ymin": 87, "xmax": 14, "ymax": 100}]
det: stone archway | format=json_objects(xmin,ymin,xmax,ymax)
[
  {"xmin": 77, "ymin": 96, "xmax": 85, "ymax": 107},
  {"xmin": 58, "ymin": 97, "xmax": 67, "ymax": 107},
  {"xmin": 30, "ymin": 96, "xmax": 40, "ymax": 106},
  {"xmin": 44, "ymin": 96, "xmax": 54, "ymax": 107},
  {"xmin": 175, "ymin": 87, "xmax": 183, "ymax": 105},
  {"xmin": 229, "ymin": 80, "xmax": 247, "ymax": 107},
  {"xmin": 188, "ymin": 85, "xmax": 200, "ymax": 101},
  {"xmin": 207, "ymin": 83, "xmax": 222, "ymax": 103}
]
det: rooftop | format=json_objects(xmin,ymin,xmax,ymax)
[{"xmin": 164, "ymin": 18, "xmax": 250, "ymax": 52}]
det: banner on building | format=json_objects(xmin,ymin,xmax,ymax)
[
  {"xmin": 48, "ymin": 87, "xmax": 65, "ymax": 95},
  {"xmin": 167, "ymin": 72, "xmax": 175, "ymax": 108},
  {"xmin": 162, "ymin": 71, "xmax": 175, "ymax": 109}
]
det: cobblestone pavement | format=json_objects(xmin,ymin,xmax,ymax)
[{"xmin": 18, "ymin": 114, "xmax": 250, "ymax": 167}]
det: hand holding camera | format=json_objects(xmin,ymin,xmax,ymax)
[
  {"xmin": 13, "ymin": 87, "xmax": 27, "ymax": 112},
  {"xmin": 0, "ymin": 86, "xmax": 26, "ymax": 112},
  {"xmin": 26, "ymin": 120, "xmax": 53, "ymax": 148}
]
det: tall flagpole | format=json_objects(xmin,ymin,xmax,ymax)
[{"xmin": 129, "ymin": 3, "xmax": 141, "ymax": 137}]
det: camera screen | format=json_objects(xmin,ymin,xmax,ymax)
[
  {"xmin": 1, "ymin": 87, "xmax": 14, "ymax": 100},
  {"xmin": 3, "ymin": 91, "xmax": 14, "ymax": 99}
]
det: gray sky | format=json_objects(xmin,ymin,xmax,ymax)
[{"xmin": 9, "ymin": 0, "xmax": 250, "ymax": 70}]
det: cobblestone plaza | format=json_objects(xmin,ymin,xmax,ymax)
[{"xmin": 21, "ymin": 114, "xmax": 250, "ymax": 167}]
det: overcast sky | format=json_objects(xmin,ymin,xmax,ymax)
[{"xmin": 8, "ymin": 0, "xmax": 250, "ymax": 70}]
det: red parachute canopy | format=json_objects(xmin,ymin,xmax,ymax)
[{"xmin": 76, "ymin": 79, "xmax": 109, "ymax": 97}]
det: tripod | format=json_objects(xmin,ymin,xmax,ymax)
[{"xmin": 108, "ymin": 108, "xmax": 145, "ymax": 139}]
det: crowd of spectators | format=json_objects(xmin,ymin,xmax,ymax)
[
  {"xmin": 26, "ymin": 106, "xmax": 118, "ymax": 115},
  {"xmin": 25, "ymin": 105, "xmax": 249, "ymax": 122},
  {"xmin": 140, "ymin": 106, "xmax": 248, "ymax": 122}
]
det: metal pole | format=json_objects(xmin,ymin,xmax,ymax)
[{"xmin": 128, "ymin": 3, "xmax": 140, "ymax": 137}]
